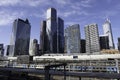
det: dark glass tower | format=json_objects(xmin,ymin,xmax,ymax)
[
  {"xmin": 0, "ymin": 44, "xmax": 4, "ymax": 56},
  {"xmin": 46, "ymin": 8, "xmax": 57, "ymax": 53},
  {"xmin": 100, "ymin": 35, "xmax": 109, "ymax": 50},
  {"xmin": 57, "ymin": 17, "xmax": 64, "ymax": 53},
  {"xmin": 40, "ymin": 21, "xmax": 48, "ymax": 54},
  {"xmin": 9, "ymin": 18, "xmax": 31, "ymax": 56},
  {"xmin": 118, "ymin": 37, "xmax": 120, "ymax": 51},
  {"xmin": 80, "ymin": 39, "xmax": 86, "ymax": 53},
  {"xmin": 40, "ymin": 8, "xmax": 64, "ymax": 54}
]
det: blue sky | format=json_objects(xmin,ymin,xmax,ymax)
[{"xmin": 0, "ymin": 0, "xmax": 120, "ymax": 48}]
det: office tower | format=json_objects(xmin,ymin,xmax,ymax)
[
  {"xmin": 85, "ymin": 24, "xmax": 100, "ymax": 53},
  {"xmin": 46, "ymin": 8, "xmax": 57, "ymax": 53},
  {"xmin": 100, "ymin": 35, "xmax": 109, "ymax": 50},
  {"xmin": 0, "ymin": 44, "xmax": 4, "ymax": 56},
  {"xmin": 64, "ymin": 24, "xmax": 81, "ymax": 53},
  {"xmin": 40, "ymin": 21, "xmax": 48, "ymax": 54},
  {"xmin": 57, "ymin": 17, "xmax": 64, "ymax": 53},
  {"xmin": 103, "ymin": 18, "xmax": 115, "ymax": 49},
  {"xmin": 118, "ymin": 37, "xmax": 120, "ymax": 51},
  {"xmin": 81, "ymin": 39, "xmax": 86, "ymax": 53},
  {"xmin": 29, "ymin": 39, "xmax": 39, "ymax": 56},
  {"xmin": 9, "ymin": 18, "xmax": 31, "ymax": 56},
  {"xmin": 4, "ymin": 45, "xmax": 10, "ymax": 56}
]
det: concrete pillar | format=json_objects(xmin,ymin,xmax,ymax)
[
  {"xmin": 45, "ymin": 66, "xmax": 50, "ymax": 80},
  {"xmin": 64, "ymin": 65, "xmax": 66, "ymax": 80},
  {"xmin": 79, "ymin": 77, "xmax": 81, "ymax": 80}
]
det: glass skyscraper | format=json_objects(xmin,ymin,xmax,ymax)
[
  {"xmin": 46, "ymin": 8, "xmax": 57, "ymax": 53},
  {"xmin": 9, "ymin": 18, "xmax": 31, "ymax": 56},
  {"xmin": 0, "ymin": 44, "xmax": 4, "ymax": 56},
  {"xmin": 85, "ymin": 24, "xmax": 100, "ymax": 53},
  {"xmin": 100, "ymin": 35, "xmax": 109, "ymax": 50},
  {"xmin": 45, "ymin": 8, "xmax": 64, "ymax": 53},
  {"xmin": 118, "ymin": 37, "xmax": 120, "ymax": 51},
  {"xmin": 57, "ymin": 17, "xmax": 64, "ymax": 53},
  {"xmin": 64, "ymin": 24, "xmax": 81, "ymax": 53},
  {"xmin": 103, "ymin": 18, "xmax": 115, "ymax": 49},
  {"xmin": 40, "ymin": 21, "xmax": 48, "ymax": 54}
]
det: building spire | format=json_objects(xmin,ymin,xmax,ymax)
[{"xmin": 105, "ymin": 18, "xmax": 110, "ymax": 23}]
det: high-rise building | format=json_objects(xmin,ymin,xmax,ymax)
[
  {"xmin": 4, "ymin": 45, "xmax": 10, "ymax": 56},
  {"xmin": 80, "ymin": 39, "xmax": 86, "ymax": 53},
  {"xmin": 64, "ymin": 24, "xmax": 81, "ymax": 54},
  {"xmin": 9, "ymin": 18, "xmax": 31, "ymax": 56},
  {"xmin": 57, "ymin": 17, "xmax": 64, "ymax": 53},
  {"xmin": 45, "ymin": 8, "xmax": 64, "ymax": 53},
  {"xmin": 100, "ymin": 35, "xmax": 109, "ymax": 50},
  {"xmin": 40, "ymin": 21, "xmax": 48, "ymax": 54},
  {"xmin": 118, "ymin": 37, "xmax": 120, "ymax": 51},
  {"xmin": 0, "ymin": 44, "xmax": 4, "ymax": 56},
  {"xmin": 103, "ymin": 18, "xmax": 115, "ymax": 49},
  {"xmin": 85, "ymin": 24, "xmax": 100, "ymax": 53},
  {"xmin": 29, "ymin": 39, "xmax": 39, "ymax": 56},
  {"xmin": 46, "ymin": 8, "xmax": 57, "ymax": 53}
]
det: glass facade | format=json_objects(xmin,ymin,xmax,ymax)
[
  {"xmin": 103, "ymin": 18, "xmax": 115, "ymax": 49},
  {"xmin": 40, "ymin": 8, "xmax": 64, "ymax": 54},
  {"xmin": 57, "ymin": 17, "xmax": 64, "ymax": 53},
  {"xmin": 0, "ymin": 44, "xmax": 4, "ymax": 56},
  {"xmin": 100, "ymin": 35, "xmax": 109, "ymax": 50},
  {"xmin": 46, "ymin": 8, "xmax": 57, "ymax": 53},
  {"xmin": 40, "ymin": 21, "xmax": 48, "ymax": 53},
  {"xmin": 9, "ymin": 19, "xmax": 31, "ymax": 56},
  {"xmin": 118, "ymin": 38, "xmax": 120, "ymax": 51},
  {"xmin": 80, "ymin": 39, "xmax": 86, "ymax": 53},
  {"xmin": 65, "ymin": 24, "xmax": 81, "ymax": 53}
]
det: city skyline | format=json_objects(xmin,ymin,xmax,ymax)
[{"xmin": 0, "ymin": 0, "xmax": 120, "ymax": 48}]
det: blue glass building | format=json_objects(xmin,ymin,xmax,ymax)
[
  {"xmin": 9, "ymin": 18, "xmax": 31, "ymax": 56},
  {"xmin": 57, "ymin": 17, "xmax": 64, "ymax": 53},
  {"xmin": 46, "ymin": 8, "xmax": 57, "ymax": 53},
  {"xmin": 64, "ymin": 24, "xmax": 81, "ymax": 53}
]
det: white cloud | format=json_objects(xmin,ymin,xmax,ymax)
[
  {"xmin": 53, "ymin": 0, "xmax": 70, "ymax": 5},
  {"xmin": 80, "ymin": 0, "xmax": 93, "ymax": 7},
  {"xmin": 0, "ymin": 0, "xmax": 20, "ymax": 6},
  {"xmin": 30, "ymin": 12, "xmax": 45, "ymax": 19},
  {"xmin": 0, "ymin": 10, "xmax": 24, "ymax": 26},
  {"xmin": 0, "ymin": 0, "xmax": 50, "ymax": 7}
]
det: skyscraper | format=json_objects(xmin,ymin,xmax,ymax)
[
  {"xmin": 9, "ymin": 18, "xmax": 31, "ymax": 56},
  {"xmin": 118, "ymin": 37, "xmax": 120, "ymax": 51},
  {"xmin": 40, "ymin": 21, "xmax": 48, "ymax": 54},
  {"xmin": 85, "ymin": 24, "xmax": 100, "ymax": 53},
  {"xmin": 100, "ymin": 35, "xmax": 109, "ymax": 50},
  {"xmin": 0, "ymin": 44, "xmax": 4, "ymax": 56},
  {"xmin": 45, "ymin": 8, "xmax": 64, "ymax": 53},
  {"xmin": 103, "ymin": 18, "xmax": 115, "ymax": 49},
  {"xmin": 80, "ymin": 39, "xmax": 86, "ymax": 53},
  {"xmin": 29, "ymin": 39, "xmax": 39, "ymax": 56},
  {"xmin": 4, "ymin": 45, "xmax": 10, "ymax": 56},
  {"xmin": 64, "ymin": 24, "xmax": 81, "ymax": 53},
  {"xmin": 46, "ymin": 8, "xmax": 57, "ymax": 53},
  {"xmin": 57, "ymin": 17, "xmax": 64, "ymax": 53}
]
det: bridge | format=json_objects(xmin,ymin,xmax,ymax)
[
  {"xmin": 0, "ymin": 54, "xmax": 120, "ymax": 80},
  {"xmin": 0, "ymin": 67, "xmax": 120, "ymax": 80}
]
